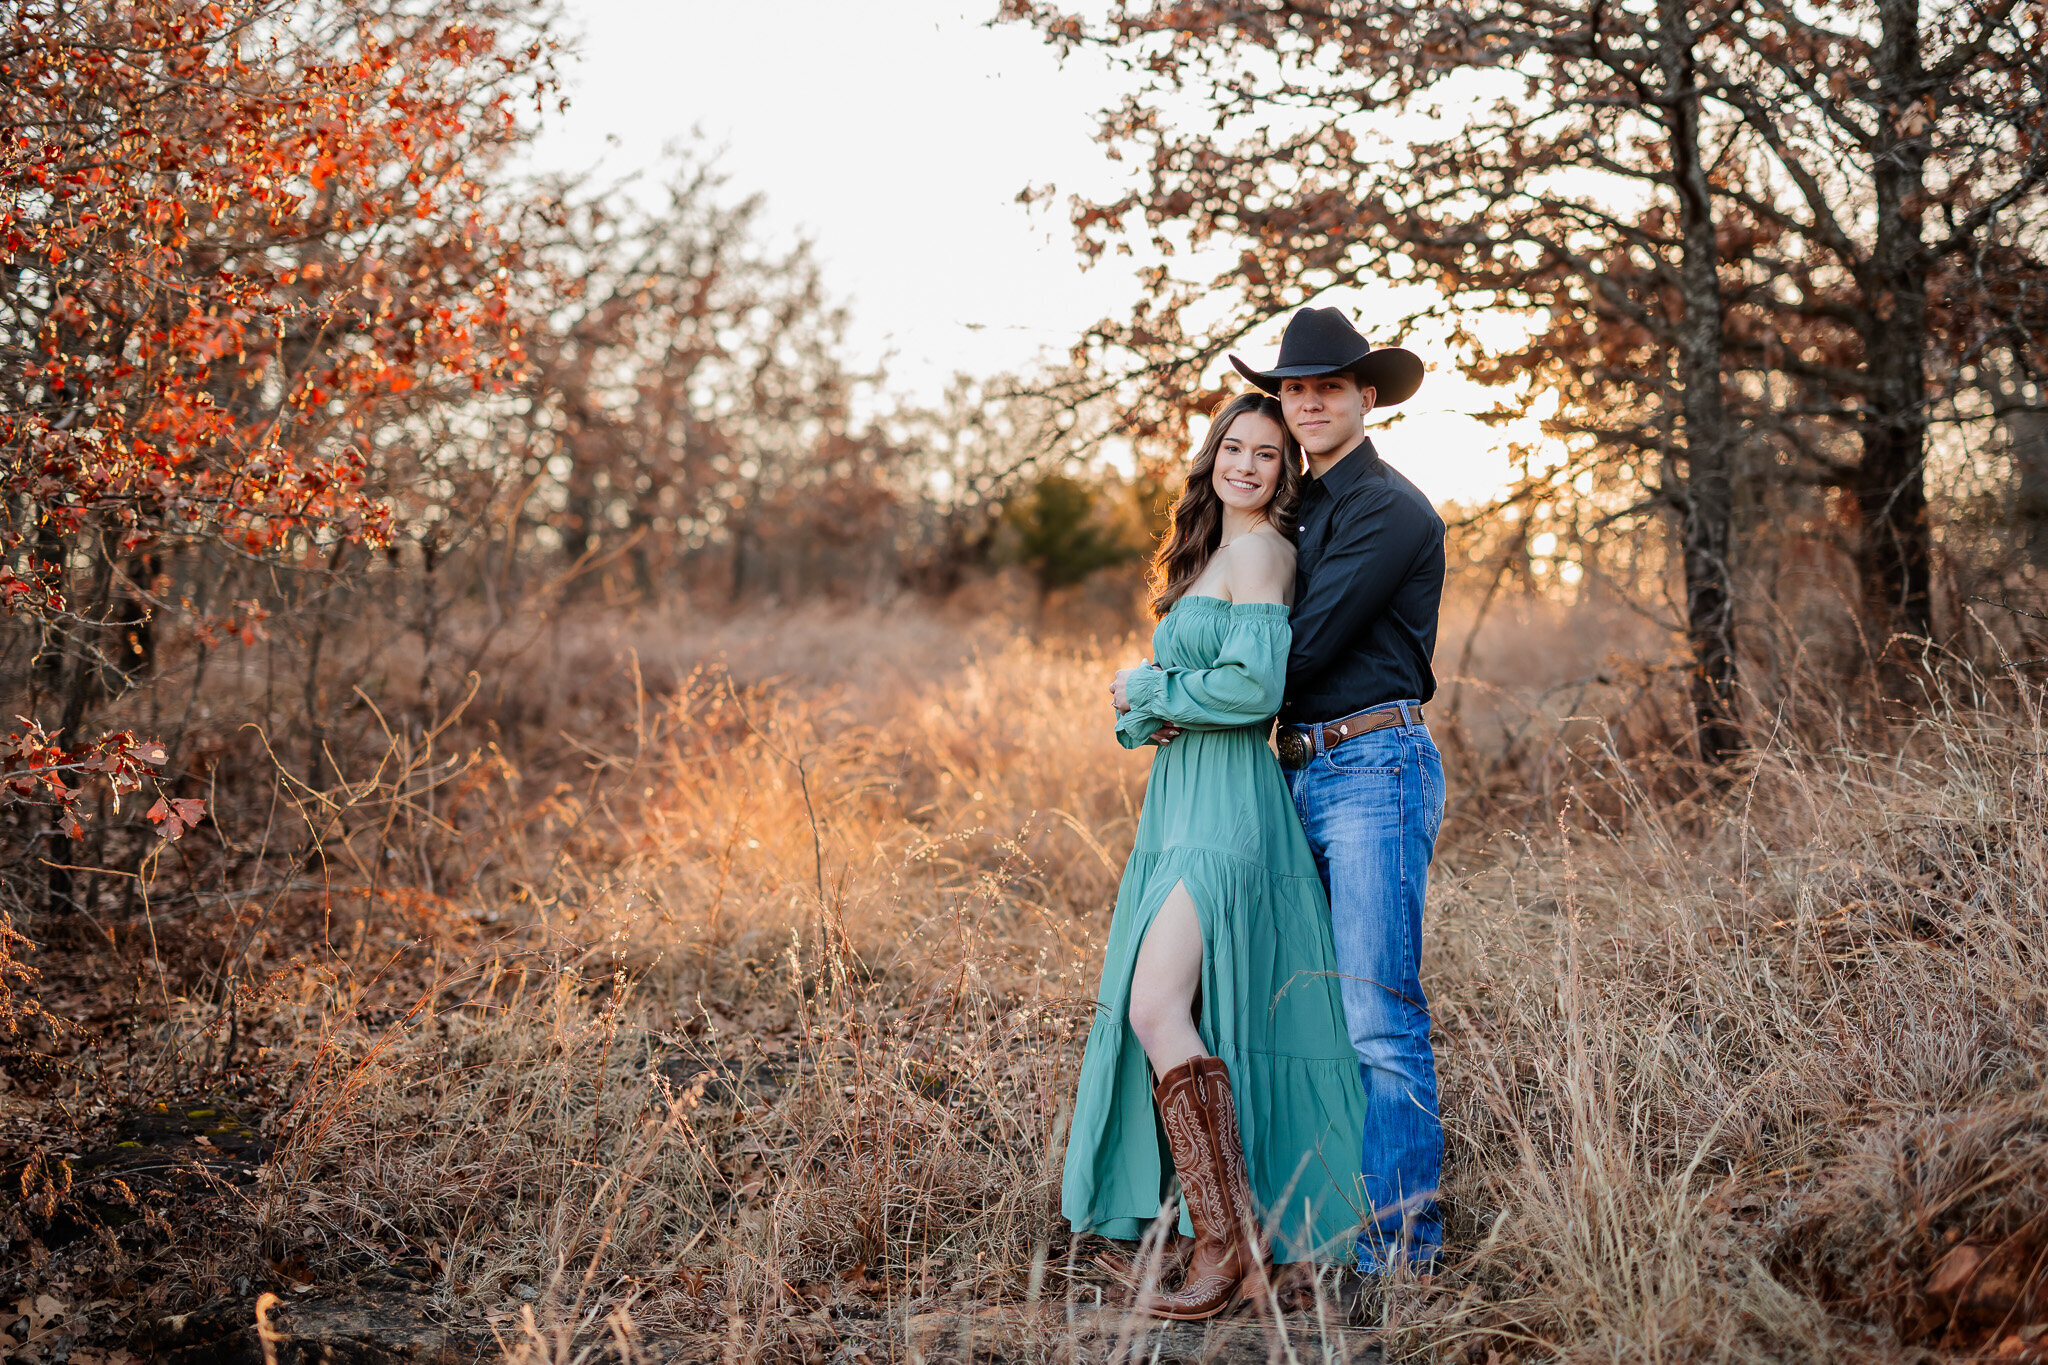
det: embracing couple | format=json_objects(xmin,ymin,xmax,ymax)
[{"xmin": 1062, "ymin": 306, "xmax": 1446, "ymax": 1318}]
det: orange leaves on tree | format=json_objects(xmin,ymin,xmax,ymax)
[
  {"xmin": 1, "ymin": 0, "xmax": 558, "ymax": 812},
  {"xmin": 3, "ymin": 0, "xmax": 555, "ymax": 580},
  {"xmin": 1, "ymin": 720, "xmax": 174, "ymax": 838}
]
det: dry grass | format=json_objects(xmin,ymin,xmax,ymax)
[
  {"xmin": 1418, "ymin": 692, "xmax": 2048, "ymax": 1361},
  {"xmin": 6, "ymin": 595, "xmax": 2046, "ymax": 1363},
  {"xmin": 184, "ymin": 608, "xmax": 1131, "ymax": 1348}
]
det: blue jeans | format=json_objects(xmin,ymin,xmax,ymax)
[{"xmin": 1285, "ymin": 704, "xmax": 1445, "ymax": 1271}]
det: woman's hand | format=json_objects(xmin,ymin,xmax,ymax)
[{"xmin": 1111, "ymin": 660, "xmax": 1148, "ymax": 713}]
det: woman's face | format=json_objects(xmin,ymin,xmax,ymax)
[{"xmin": 1210, "ymin": 410, "xmax": 1286, "ymax": 516}]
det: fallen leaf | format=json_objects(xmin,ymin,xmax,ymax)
[{"xmin": 1928, "ymin": 1244, "xmax": 1984, "ymax": 1299}]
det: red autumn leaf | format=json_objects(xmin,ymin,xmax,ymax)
[{"xmin": 145, "ymin": 795, "xmax": 207, "ymax": 840}]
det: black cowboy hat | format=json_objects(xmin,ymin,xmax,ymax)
[{"xmin": 1229, "ymin": 306, "xmax": 1424, "ymax": 405}]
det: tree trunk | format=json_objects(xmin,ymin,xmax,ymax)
[
  {"xmin": 1966, "ymin": 347, "xmax": 2048, "ymax": 573},
  {"xmin": 561, "ymin": 456, "xmax": 599, "ymax": 568},
  {"xmin": 2012, "ymin": 417, "xmax": 2048, "ymax": 573},
  {"xmin": 628, "ymin": 497, "xmax": 659, "ymax": 600},
  {"xmin": 31, "ymin": 520, "xmax": 68, "ymax": 700},
  {"xmin": 1855, "ymin": 0, "xmax": 1935, "ymax": 647},
  {"xmin": 47, "ymin": 534, "xmax": 117, "ymax": 914},
  {"xmin": 110, "ymin": 552, "xmax": 158, "ymax": 681},
  {"xmin": 1986, "ymin": 347, "xmax": 2048, "ymax": 571},
  {"xmin": 1660, "ymin": 0, "xmax": 1745, "ymax": 765},
  {"xmin": 301, "ymin": 541, "xmax": 352, "ymax": 792},
  {"xmin": 729, "ymin": 520, "xmax": 753, "ymax": 603}
]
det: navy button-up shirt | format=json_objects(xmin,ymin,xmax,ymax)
[{"xmin": 1281, "ymin": 437, "xmax": 1445, "ymax": 724}]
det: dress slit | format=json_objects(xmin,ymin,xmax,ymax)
[{"xmin": 1123, "ymin": 875, "xmax": 1215, "ymax": 1094}]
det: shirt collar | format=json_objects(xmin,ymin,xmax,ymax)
[{"xmin": 1308, "ymin": 436, "xmax": 1380, "ymax": 498}]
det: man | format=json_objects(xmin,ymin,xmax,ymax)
[{"xmin": 1232, "ymin": 306, "xmax": 1447, "ymax": 1275}]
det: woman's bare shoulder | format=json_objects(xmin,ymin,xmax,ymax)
[
  {"xmin": 1240, "ymin": 526, "xmax": 1296, "ymax": 567},
  {"xmin": 1223, "ymin": 528, "xmax": 1296, "ymax": 603}
]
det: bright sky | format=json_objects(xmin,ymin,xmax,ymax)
[{"xmin": 526, "ymin": 1, "xmax": 1537, "ymax": 507}]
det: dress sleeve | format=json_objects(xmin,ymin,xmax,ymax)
[
  {"xmin": 1119, "ymin": 604, "xmax": 1289, "ymax": 730},
  {"xmin": 1115, "ymin": 710, "xmax": 1165, "ymax": 749}
]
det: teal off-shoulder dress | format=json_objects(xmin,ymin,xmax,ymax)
[{"xmin": 1062, "ymin": 596, "xmax": 1368, "ymax": 1263}]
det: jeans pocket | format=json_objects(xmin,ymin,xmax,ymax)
[
  {"xmin": 1323, "ymin": 735, "xmax": 1403, "ymax": 776},
  {"xmin": 1414, "ymin": 737, "xmax": 1445, "ymax": 845}
]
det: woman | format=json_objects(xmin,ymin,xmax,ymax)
[{"xmin": 1061, "ymin": 392, "xmax": 1368, "ymax": 1319}]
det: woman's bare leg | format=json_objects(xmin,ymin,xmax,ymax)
[{"xmin": 1127, "ymin": 880, "xmax": 1208, "ymax": 1076}]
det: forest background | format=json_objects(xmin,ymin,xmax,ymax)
[{"xmin": 2, "ymin": 2, "xmax": 2047, "ymax": 1363}]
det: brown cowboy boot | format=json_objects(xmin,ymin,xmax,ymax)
[{"xmin": 1139, "ymin": 1055, "xmax": 1270, "ymax": 1321}]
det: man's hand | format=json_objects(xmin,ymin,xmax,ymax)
[{"xmin": 1148, "ymin": 723, "xmax": 1182, "ymax": 746}]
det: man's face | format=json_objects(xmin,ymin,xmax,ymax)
[{"xmin": 1279, "ymin": 372, "xmax": 1374, "ymax": 459}]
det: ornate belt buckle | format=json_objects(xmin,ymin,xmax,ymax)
[{"xmin": 1275, "ymin": 726, "xmax": 1310, "ymax": 770}]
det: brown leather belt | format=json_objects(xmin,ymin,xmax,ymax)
[{"xmin": 1274, "ymin": 703, "xmax": 1423, "ymax": 770}]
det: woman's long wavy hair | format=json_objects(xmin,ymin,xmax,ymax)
[{"xmin": 1146, "ymin": 391, "xmax": 1303, "ymax": 620}]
